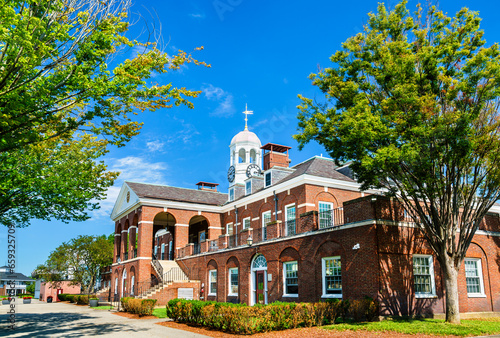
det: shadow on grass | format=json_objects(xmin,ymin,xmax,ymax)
[{"xmin": 0, "ymin": 312, "xmax": 140, "ymax": 337}]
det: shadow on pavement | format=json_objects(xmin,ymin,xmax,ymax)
[{"xmin": 0, "ymin": 312, "xmax": 140, "ymax": 337}]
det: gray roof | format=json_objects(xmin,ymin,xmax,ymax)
[
  {"xmin": 126, "ymin": 182, "xmax": 228, "ymax": 206},
  {"xmin": 0, "ymin": 272, "xmax": 32, "ymax": 282},
  {"xmin": 275, "ymin": 156, "xmax": 355, "ymax": 185}
]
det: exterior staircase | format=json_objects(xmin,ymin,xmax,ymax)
[{"xmin": 137, "ymin": 260, "xmax": 191, "ymax": 300}]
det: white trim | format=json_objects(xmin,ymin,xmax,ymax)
[
  {"xmin": 413, "ymin": 254, "xmax": 436, "ymax": 298},
  {"xmin": 465, "ymin": 258, "xmax": 486, "ymax": 298},
  {"xmin": 111, "ymin": 257, "xmax": 152, "ymax": 266},
  {"xmin": 128, "ymin": 226, "xmax": 137, "ymax": 231},
  {"xmin": 283, "ymin": 261, "xmax": 298, "ymax": 298},
  {"xmin": 114, "ymin": 234, "xmax": 121, "ymax": 237},
  {"xmin": 121, "ymin": 230, "xmax": 128, "ymax": 233},
  {"xmin": 138, "ymin": 221, "xmax": 153, "ymax": 224},
  {"xmin": 250, "ymin": 254, "xmax": 268, "ymax": 306},
  {"xmin": 298, "ymin": 203, "xmax": 315, "ymax": 208},
  {"xmin": 208, "ymin": 226, "xmax": 224, "ymax": 230},
  {"xmin": 321, "ymin": 256, "xmax": 342, "ymax": 298},
  {"xmin": 252, "ymin": 217, "xmax": 260, "ymax": 222},
  {"xmin": 175, "ymin": 224, "xmax": 189, "ymax": 227}
]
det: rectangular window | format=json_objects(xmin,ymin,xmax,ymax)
[
  {"xmin": 265, "ymin": 172, "xmax": 272, "ymax": 187},
  {"xmin": 319, "ymin": 201, "xmax": 334, "ymax": 229},
  {"xmin": 322, "ymin": 256, "xmax": 342, "ymax": 298},
  {"xmin": 246, "ymin": 181, "xmax": 251, "ymax": 195},
  {"xmin": 229, "ymin": 188, "xmax": 234, "ymax": 201},
  {"xmin": 229, "ymin": 268, "xmax": 238, "ymax": 296},
  {"xmin": 413, "ymin": 255, "xmax": 436, "ymax": 297},
  {"xmin": 209, "ymin": 270, "xmax": 217, "ymax": 296},
  {"xmin": 285, "ymin": 204, "xmax": 296, "ymax": 236},
  {"xmin": 284, "ymin": 261, "xmax": 298, "ymax": 296},
  {"xmin": 262, "ymin": 211, "xmax": 271, "ymax": 240},
  {"xmin": 226, "ymin": 223, "xmax": 233, "ymax": 236},
  {"xmin": 161, "ymin": 244, "xmax": 165, "ymax": 260},
  {"xmin": 243, "ymin": 217, "xmax": 251, "ymax": 230},
  {"xmin": 465, "ymin": 258, "xmax": 485, "ymax": 297}
]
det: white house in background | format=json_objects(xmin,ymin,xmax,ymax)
[{"xmin": 0, "ymin": 266, "xmax": 32, "ymax": 296}]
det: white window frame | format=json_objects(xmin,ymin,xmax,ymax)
[
  {"xmin": 229, "ymin": 188, "xmax": 234, "ymax": 201},
  {"xmin": 464, "ymin": 258, "xmax": 486, "ymax": 297},
  {"xmin": 413, "ymin": 254, "xmax": 436, "ymax": 298},
  {"xmin": 161, "ymin": 243, "xmax": 165, "ymax": 260},
  {"xmin": 226, "ymin": 223, "xmax": 233, "ymax": 236},
  {"xmin": 265, "ymin": 172, "xmax": 272, "ymax": 187},
  {"xmin": 228, "ymin": 268, "xmax": 238, "ymax": 296},
  {"xmin": 318, "ymin": 201, "xmax": 334, "ymax": 229},
  {"xmin": 283, "ymin": 261, "xmax": 298, "ymax": 297},
  {"xmin": 243, "ymin": 217, "xmax": 251, "ymax": 230},
  {"xmin": 245, "ymin": 181, "xmax": 251, "ymax": 196},
  {"xmin": 322, "ymin": 256, "xmax": 342, "ymax": 298},
  {"xmin": 208, "ymin": 270, "xmax": 217, "ymax": 296},
  {"xmin": 262, "ymin": 211, "xmax": 271, "ymax": 241},
  {"xmin": 285, "ymin": 203, "xmax": 296, "ymax": 236},
  {"xmin": 130, "ymin": 275, "xmax": 135, "ymax": 296}
]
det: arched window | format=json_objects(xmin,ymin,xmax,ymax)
[
  {"xmin": 131, "ymin": 276, "xmax": 135, "ymax": 295},
  {"xmin": 114, "ymin": 278, "xmax": 118, "ymax": 294},
  {"xmin": 252, "ymin": 254, "xmax": 267, "ymax": 270},
  {"xmin": 239, "ymin": 148, "xmax": 246, "ymax": 163},
  {"xmin": 250, "ymin": 149, "xmax": 257, "ymax": 164}
]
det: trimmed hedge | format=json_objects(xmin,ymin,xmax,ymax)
[
  {"xmin": 166, "ymin": 298, "xmax": 378, "ymax": 334},
  {"xmin": 121, "ymin": 297, "xmax": 158, "ymax": 316},
  {"xmin": 58, "ymin": 294, "xmax": 94, "ymax": 305}
]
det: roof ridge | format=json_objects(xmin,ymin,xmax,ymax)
[{"xmin": 126, "ymin": 181, "xmax": 227, "ymax": 195}]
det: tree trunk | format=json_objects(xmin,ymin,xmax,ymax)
[{"xmin": 442, "ymin": 258, "xmax": 460, "ymax": 324}]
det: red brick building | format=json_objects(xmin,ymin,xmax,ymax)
[{"xmin": 109, "ymin": 125, "xmax": 500, "ymax": 315}]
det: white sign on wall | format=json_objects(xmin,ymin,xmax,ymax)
[{"xmin": 178, "ymin": 288, "xmax": 194, "ymax": 300}]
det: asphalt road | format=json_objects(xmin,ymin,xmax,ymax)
[{"xmin": 0, "ymin": 299, "xmax": 208, "ymax": 337}]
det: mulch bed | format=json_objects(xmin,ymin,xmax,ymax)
[
  {"xmin": 155, "ymin": 320, "xmax": 460, "ymax": 337},
  {"xmin": 113, "ymin": 311, "xmax": 157, "ymax": 320}
]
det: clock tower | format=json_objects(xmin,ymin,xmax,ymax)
[{"xmin": 227, "ymin": 105, "xmax": 262, "ymax": 189}]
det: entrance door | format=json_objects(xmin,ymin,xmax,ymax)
[
  {"xmin": 255, "ymin": 271, "xmax": 265, "ymax": 304},
  {"xmin": 56, "ymin": 289, "xmax": 63, "ymax": 301}
]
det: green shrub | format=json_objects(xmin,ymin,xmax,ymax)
[
  {"xmin": 58, "ymin": 293, "xmax": 69, "ymax": 301},
  {"xmin": 67, "ymin": 295, "xmax": 75, "ymax": 303},
  {"xmin": 76, "ymin": 295, "xmax": 89, "ymax": 305},
  {"xmin": 140, "ymin": 299, "xmax": 157, "ymax": 316},
  {"xmin": 121, "ymin": 298, "xmax": 158, "ymax": 316},
  {"xmin": 121, "ymin": 297, "xmax": 134, "ymax": 312}
]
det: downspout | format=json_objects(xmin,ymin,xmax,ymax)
[{"xmin": 234, "ymin": 205, "xmax": 238, "ymax": 245}]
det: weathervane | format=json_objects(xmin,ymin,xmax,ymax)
[{"xmin": 243, "ymin": 104, "xmax": 253, "ymax": 130}]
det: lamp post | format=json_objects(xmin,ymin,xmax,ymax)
[{"xmin": 247, "ymin": 236, "xmax": 253, "ymax": 246}]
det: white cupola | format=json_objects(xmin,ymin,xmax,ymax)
[{"xmin": 227, "ymin": 105, "xmax": 262, "ymax": 188}]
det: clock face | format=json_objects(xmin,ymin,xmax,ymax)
[
  {"xmin": 227, "ymin": 165, "xmax": 235, "ymax": 183},
  {"xmin": 246, "ymin": 164, "xmax": 261, "ymax": 178}
]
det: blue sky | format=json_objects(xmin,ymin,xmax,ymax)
[{"xmin": 4, "ymin": 0, "xmax": 500, "ymax": 276}]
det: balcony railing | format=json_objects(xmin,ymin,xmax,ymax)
[{"xmin": 176, "ymin": 207, "xmax": 345, "ymax": 259}]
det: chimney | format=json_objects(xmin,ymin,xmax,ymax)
[
  {"xmin": 261, "ymin": 143, "xmax": 291, "ymax": 170},
  {"xmin": 196, "ymin": 182, "xmax": 218, "ymax": 192}
]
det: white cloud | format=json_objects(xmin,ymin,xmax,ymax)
[
  {"xmin": 90, "ymin": 156, "xmax": 169, "ymax": 220},
  {"xmin": 189, "ymin": 13, "xmax": 205, "ymax": 19},
  {"xmin": 202, "ymin": 84, "xmax": 236, "ymax": 117},
  {"xmin": 146, "ymin": 139, "xmax": 165, "ymax": 153}
]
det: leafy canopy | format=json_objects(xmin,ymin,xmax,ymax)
[
  {"xmin": 35, "ymin": 234, "xmax": 113, "ymax": 293},
  {"xmin": 0, "ymin": 0, "xmax": 207, "ymax": 153},
  {"xmin": 295, "ymin": 1, "xmax": 500, "ymax": 262}
]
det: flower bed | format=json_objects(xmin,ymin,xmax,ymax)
[{"xmin": 165, "ymin": 298, "xmax": 378, "ymax": 335}]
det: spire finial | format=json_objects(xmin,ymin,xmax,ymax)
[{"xmin": 243, "ymin": 104, "xmax": 253, "ymax": 130}]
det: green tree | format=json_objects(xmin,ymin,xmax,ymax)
[
  {"xmin": 295, "ymin": 1, "xmax": 500, "ymax": 324},
  {"xmin": 0, "ymin": 0, "xmax": 207, "ymax": 226},
  {"xmin": 36, "ymin": 234, "xmax": 113, "ymax": 293},
  {"xmin": 0, "ymin": 0, "xmax": 205, "ymax": 153}
]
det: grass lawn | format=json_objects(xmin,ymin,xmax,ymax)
[
  {"xmin": 323, "ymin": 317, "xmax": 500, "ymax": 337},
  {"xmin": 153, "ymin": 308, "xmax": 168, "ymax": 319},
  {"xmin": 91, "ymin": 305, "xmax": 114, "ymax": 310}
]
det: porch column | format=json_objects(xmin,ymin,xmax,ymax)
[
  {"xmin": 121, "ymin": 229, "xmax": 128, "ymax": 260},
  {"xmin": 113, "ymin": 234, "xmax": 121, "ymax": 263},
  {"xmin": 175, "ymin": 223, "xmax": 189, "ymax": 252},
  {"xmin": 128, "ymin": 226, "xmax": 137, "ymax": 258},
  {"xmin": 137, "ymin": 221, "xmax": 153, "ymax": 258}
]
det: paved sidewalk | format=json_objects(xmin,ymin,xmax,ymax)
[{"xmin": 0, "ymin": 299, "xmax": 208, "ymax": 337}]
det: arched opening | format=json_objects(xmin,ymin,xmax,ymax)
[
  {"xmin": 189, "ymin": 215, "xmax": 209, "ymax": 255},
  {"xmin": 116, "ymin": 224, "xmax": 122, "ymax": 262},
  {"xmin": 153, "ymin": 212, "xmax": 176, "ymax": 260},
  {"xmin": 250, "ymin": 149, "xmax": 257, "ymax": 164},
  {"xmin": 124, "ymin": 220, "xmax": 129, "ymax": 260},
  {"xmin": 239, "ymin": 148, "xmax": 246, "ymax": 163},
  {"xmin": 251, "ymin": 254, "xmax": 268, "ymax": 305}
]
